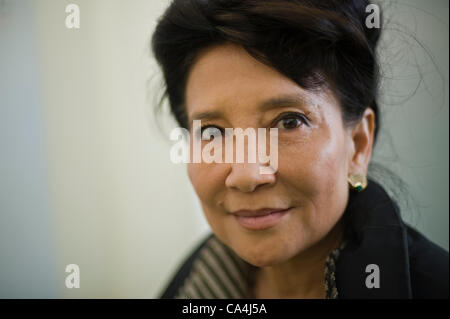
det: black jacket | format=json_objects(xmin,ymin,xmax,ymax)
[{"xmin": 161, "ymin": 180, "xmax": 449, "ymax": 299}]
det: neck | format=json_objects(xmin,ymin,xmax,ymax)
[{"xmin": 253, "ymin": 218, "xmax": 345, "ymax": 299}]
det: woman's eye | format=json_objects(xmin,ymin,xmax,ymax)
[
  {"xmin": 198, "ymin": 125, "xmax": 224, "ymax": 138},
  {"xmin": 274, "ymin": 114, "xmax": 308, "ymax": 130}
]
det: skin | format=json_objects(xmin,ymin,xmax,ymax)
[{"xmin": 184, "ymin": 43, "xmax": 375, "ymax": 298}]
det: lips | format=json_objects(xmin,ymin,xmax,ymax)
[
  {"xmin": 233, "ymin": 208, "xmax": 289, "ymax": 217},
  {"xmin": 232, "ymin": 207, "xmax": 291, "ymax": 230}
]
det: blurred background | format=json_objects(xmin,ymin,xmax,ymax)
[{"xmin": 0, "ymin": 0, "xmax": 448, "ymax": 298}]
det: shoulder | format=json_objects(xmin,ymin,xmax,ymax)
[
  {"xmin": 159, "ymin": 233, "xmax": 214, "ymax": 299},
  {"xmin": 336, "ymin": 180, "xmax": 448, "ymax": 298},
  {"xmin": 159, "ymin": 233, "xmax": 254, "ymax": 299},
  {"xmin": 405, "ymin": 225, "xmax": 449, "ymax": 299}
]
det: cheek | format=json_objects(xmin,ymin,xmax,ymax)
[
  {"xmin": 311, "ymin": 132, "xmax": 348, "ymax": 189},
  {"xmin": 187, "ymin": 163, "xmax": 231, "ymax": 240},
  {"xmin": 187, "ymin": 163, "xmax": 207, "ymax": 202},
  {"xmin": 187, "ymin": 163, "xmax": 225, "ymax": 207},
  {"xmin": 280, "ymin": 132, "xmax": 344, "ymax": 181},
  {"xmin": 278, "ymin": 124, "xmax": 350, "ymax": 217}
]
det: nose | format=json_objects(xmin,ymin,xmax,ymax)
[{"xmin": 225, "ymin": 162, "xmax": 276, "ymax": 193}]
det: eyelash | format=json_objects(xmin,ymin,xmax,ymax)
[
  {"xmin": 198, "ymin": 125, "xmax": 225, "ymax": 137},
  {"xmin": 198, "ymin": 112, "xmax": 309, "ymax": 135},
  {"xmin": 272, "ymin": 112, "xmax": 309, "ymax": 130}
]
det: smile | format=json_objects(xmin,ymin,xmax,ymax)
[{"xmin": 232, "ymin": 207, "xmax": 291, "ymax": 231}]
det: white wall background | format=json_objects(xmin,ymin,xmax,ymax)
[{"xmin": 0, "ymin": 0, "xmax": 447, "ymax": 298}]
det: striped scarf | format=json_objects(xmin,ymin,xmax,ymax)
[{"xmin": 175, "ymin": 235, "xmax": 346, "ymax": 299}]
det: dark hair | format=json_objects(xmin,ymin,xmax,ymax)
[{"xmin": 151, "ymin": 0, "xmax": 382, "ymax": 144}]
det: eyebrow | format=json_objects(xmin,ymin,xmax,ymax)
[
  {"xmin": 189, "ymin": 93, "xmax": 312, "ymax": 122},
  {"xmin": 259, "ymin": 93, "xmax": 311, "ymax": 111},
  {"xmin": 191, "ymin": 110, "xmax": 224, "ymax": 121}
]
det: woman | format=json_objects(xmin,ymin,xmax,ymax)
[{"xmin": 151, "ymin": 0, "xmax": 448, "ymax": 298}]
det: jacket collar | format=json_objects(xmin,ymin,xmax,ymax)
[{"xmin": 336, "ymin": 179, "xmax": 413, "ymax": 298}]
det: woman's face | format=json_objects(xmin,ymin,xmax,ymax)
[{"xmin": 185, "ymin": 43, "xmax": 356, "ymax": 267}]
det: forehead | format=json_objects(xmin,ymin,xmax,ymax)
[{"xmin": 185, "ymin": 43, "xmax": 338, "ymax": 122}]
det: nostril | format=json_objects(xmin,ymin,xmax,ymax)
[{"xmin": 225, "ymin": 163, "xmax": 276, "ymax": 192}]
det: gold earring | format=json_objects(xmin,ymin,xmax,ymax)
[{"xmin": 348, "ymin": 173, "xmax": 368, "ymax": 192}]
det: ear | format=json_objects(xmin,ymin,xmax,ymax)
[{"xmin": 347, "ymin": 108, "xmax": 376, "ymax": 176}]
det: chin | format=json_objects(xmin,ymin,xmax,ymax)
[
  {"xmin": 233, "ymin": 240, "xmax": 295, "ymax": 268},
  {"xmin": 217, "ymin": 221, "xmax": 308, "ymax": 267},
  {"xmin": 242, "ymin": 250, "xmax": 290, "ymax": 268}
]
